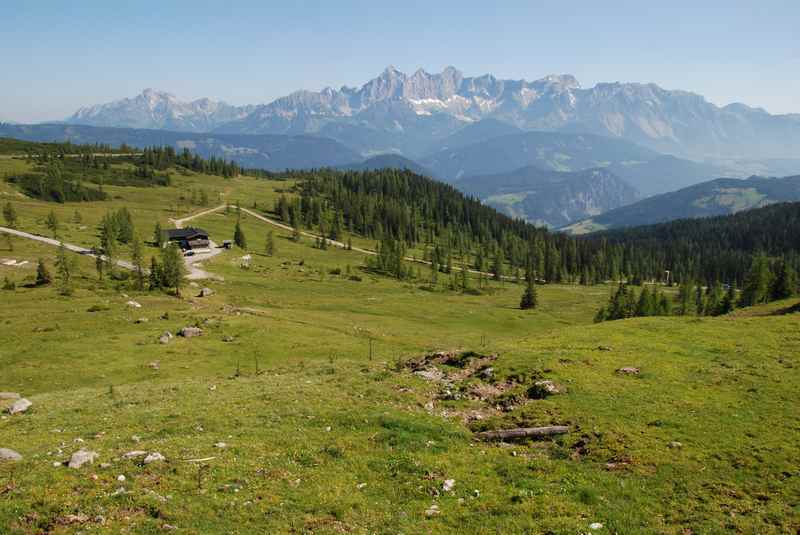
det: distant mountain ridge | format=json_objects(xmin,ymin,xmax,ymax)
[
  {"xmin": 0, "ymin": 124, "xmax": 359, "ymax": 171},
  {"xmin": 457, "ymin": 166, "xmax": 639, "ymax": 227},
  {"xmin": 64, "ymin": 66, "xmax": 800, "ymax": 160},
  {"xmin": 67, "ymin": 89, "xmax": 254, "ymax": 133},
  {"xmin": 563, "ymin": 175, "xmax": 800, "ymax": 234}
]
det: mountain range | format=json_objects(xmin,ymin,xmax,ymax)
[
  {"xmin": 65, "ymin": 66, "xmax": 800, "ymax": 161},
  {"xmin": 562, "ymin": 175, "xmax": 800, "ymax": 234}
]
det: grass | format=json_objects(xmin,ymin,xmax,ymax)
[{"xmin": 1, "ymin": 161, "xmax": 799, "ymax": 533}]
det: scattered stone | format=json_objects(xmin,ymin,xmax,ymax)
[
  {"xmin": 222, "ymin": 335, "xmax": 235, "ymax": 343},
  {"xmin": 122, "ymin": 450, "xmax": 148, "ymax": 459},
  {"xmin": 143, "ymin": 452, "xmax": 166, "ymax": 464},
  {"xmin": 131, "ymin": 435, "xmax": 142, "ymax": 443},
  {"xmin": 126, "ymin": 300, "xmax": 142, "ymax": 309},
  {"xmin": 61, "ymin": 513, "xmax": 90, "ymax": 525},
  {"xmin": 159, "ymin": 331, "xmax": 173, "ymax": 345},
  {"xmin": 214, "ymin": 442, "xmax": 227, "ymax": 449},
  {"xmin": 0, "ymin": 392, "xmax": 20, "ymax": 400},
  {"xmin": 7, "ymin": 398, "xmax": 32, "ymax": 414},
  {"xmin": 356, "ymin": 482, "xmax": 367, "ymax": 489},
  {"xmin": 179, "ymin": 326, "xmax": 203, "ymax": 338},
  {"xmin": 0, "ymin": 448, "xmax": 22, "ymax": 461},
  {"xmin": 425, "ymin": 504, "xmax": 440, "ymax": 517},
  {"xmin": 198, "ymin": 287, "xmax": 214, "ymax": 297},
  {"xmin": 668, "ymin": 441, "xmax": 683, "ymax": 449},
  {"xmin": 597, "ymin": 345, "xmax": 613, "ymax": 351},
  {"xmin": 148, "ymin": 361, "xmax": 160, "ymax": 370},
  {"xmin": 478, "ymin": 367, "xmax": 494, "ymax": 380},
  {"xmin": 68, "ymin": 449, "xmax": 99, "ymax": 469},
  {"xmin": 443, "ymin": 479, "xmax": 455, "ymax": 492},
  {"xmin": 590, "ymin": 522, "xmax": 604, "ymax": 530},
  {"xmin": 117, "ymin": 474, "xmax": 126, "ymax": 482},
  {"xmin": 100, "ymin": 462, "xmax": 112, "ymax": 469},
  {"xmin": 616, "ymin": 367, "xmax": 640, "ymax": 376},
  {"xmin": 53, "ymin": 461, "xmax": 63, "ymax": 467},
  {"xmin": 162, "ymin": 524, "xmax": 178, "ymax": 531},
  {"xmin": 415, "ymin": 368, "xmax": 444, "ymax": 382}
]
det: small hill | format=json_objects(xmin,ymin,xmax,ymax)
[
  {"xmin": 337, "ymin": 154, "xmax": 435, "ymax": 177},
  {"xmin": 456, "ymin": 166, "xmax": 638, "ymax": 227},
  {"xmin": 564, "ymin": 175, "xmax": 800, "ymax": 233}
]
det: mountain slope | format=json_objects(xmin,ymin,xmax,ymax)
[
  {"xmin": 607, "ymin": 155, "xmax": 734, "ymax": 197},
  {"xmin": 67, "ymin": 67, "xmax": 800, "ymax": 160},
  {"xmin": 564, "ymin": 175, "xmax": 800, "ymax": 233},
  {"xmin": 421, "ymin": 131, "xmax": 658, "ymax": 181},
  {"xmin": 457, "ymin": 166, "xmax": 638, "ymax": 227},
  {"xmin": 67, "ymin": 89, "xmax": 254, "ymax": 133},
  {"xmin": 0, "ymin": 124, "xmax": 359, "ymax": 170}
]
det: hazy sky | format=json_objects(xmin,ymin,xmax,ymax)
[{"xmin": 2, "ymin": 0, "xmax": 798, "ymax": 123}]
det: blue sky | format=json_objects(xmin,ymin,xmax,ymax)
[{"xmin": 1, "ymin": 0, "xmax": 798, "ymax": 122}]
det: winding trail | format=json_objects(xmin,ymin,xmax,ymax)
[{"xmin": 0, "ymin": 226, "xmax": 138, "ymax": 271}]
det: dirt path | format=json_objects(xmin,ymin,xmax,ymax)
[{"xmin": 0, "ymin": 226, "xmax": 137, "ymax": 272}]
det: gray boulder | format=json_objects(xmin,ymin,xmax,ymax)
[
  {"xmin": 143, "ymin": 452, "xmax": 166, "ymax": 464},
  {"xmin": 0, "ymin": 448, "xmax": 22, "ymax": 462},
  {"xmin": 159, "ymin": 331, "xmax": 173, "ymax": 344},
  {"xmin": 179, "ymin": 327, "xmax": 203, "ymax": 338},
  {"xmin": 198, "ymin": 287, "xmax": 214, "ymax": 297},
  {"xmin": 7, "ymin": 398, "xmax": 32, "ymax": 414},
  {"xmin": 68, "ymin": 449, "xmax": 99, "ymax": 469}
]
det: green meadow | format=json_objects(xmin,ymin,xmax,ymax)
[{"xmin": 1, "ymin": 157, "xmax": 799, "ymax": 534}]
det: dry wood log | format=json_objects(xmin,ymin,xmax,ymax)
[{"xmin": 475, "ymin": 426, "xmax": 569, "ymax": 441}]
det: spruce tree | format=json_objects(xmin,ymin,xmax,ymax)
[
  {"xmin": 265, "ymin": 230, "xmax": 275, "ymax": 256},
  {"xmin": 739, "ymin": 254, "xmax": 772, "ymax": 307},
  {"xmin": 35, "ymin": 258, "xmax": 51, "ymax": 286},
  {"xmin": 55, "ymin": 242, "xmax": 74, "ymax": 296},
  {"xmin": 233, "ymin": 216, "xmax": 247, "ymax": 249},
  {"xmin": 770, "ymin": 260, "xmax": 798, "ymax": 300},
  {"xmin": 160, "ymin": 243, "xmax": 186, "ymax": 296},
  {"xmin": 45, "ymin": 210, "xmax": 59, "ymax": 238},
  {"xmin": 131, "ymin": 234, "xmax": 145, "ymax": 291},
  {"xmin": 153, "ymin": 222, "xmax": 164, "ymax": 247},
  {"xmin": 3, "ymin": 202, "xmax": 17, "ymax": 228},
  {"xmin": 520, "ymin": 277, "xmax": 538, "ymax": 310}
]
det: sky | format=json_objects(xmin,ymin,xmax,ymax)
[{"xmin": 1, "ymin": 0, "xmax": 798, "ymax": 123}]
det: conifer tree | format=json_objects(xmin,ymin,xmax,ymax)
[
  {"xmin": 265, "ymin": 230, "xmax": 275, "ymax": 256},
  {"xmin": 739, "ymin": 254, "xmax": 772, "ymax": 307},
  {"xmin": 153, "ymin": 222, "xmax": 164, "ymax": 247},
  {"xmin": 148, "ymin": 257, "xmax": 162, "ymax": 290},
  {"xmin": 160, "ymin": 243, "xmax": 186, "ymax": 296},
  {"xmin": 770, "ymin": 260, "xmax": 798, "ymax": 300},
  {"xmin": 55, "ymin": 242, "xmax": 74, "ymax": 296},
  {"xmin": 3, "ymin": 202, "xmax": 18, "ymax": 228},
  {"xmin": 35, "ymin": 258, "xmax": 51, "ymax": 286},
  {"xmin": 233, "ymin": 216, "xmax": 247, "ymax": 249},
  {"xmin": 131, "ymin": 234, "xmax": 145, "ymax": 291},
  {"xmin": 45, "ymin": 210, "xmax": 59, "ymax": 238},
  {"xmin": 520, "ymin": 276, "xmax": 538, "ymax": 310}
]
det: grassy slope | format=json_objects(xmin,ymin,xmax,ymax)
[{"xmin": 1, "ymin": 158, "xmax": 799, "ymax": 534}]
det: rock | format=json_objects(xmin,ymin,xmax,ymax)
[
  {"xmin": 597, "ymin": 345, "xmax": 613, "ymax": 351},
  {"xmin": 356, "ymin": 482, "xmax": 367, "ymax": 489},
  {"xmin": 158, "ymin": 332, "xmax": 172, "ymax": 345},
  {"xmin": 117, "ymin": 474, "xmax": 126, "ymax": 482},
  {"xmin": 214, "ymin": 442, "xmax": 227, "ymax": 449},
  {"xmin": 590, "ymin": 522, "xmax": 604, "ymax": 530},
  {"xmin": 415, "ymin": 368, "xmax": 444, "ymax": 382},
  {"xmin": 131, "ymin": 435, "xmax": 142, "ymax": 443},
  {"xmin": 179, "ymin": 326, "xmax": 203, "ymax": 338},
  {"xmin": 148, "ymin": 361, "xmax": 160, "ymax": 370},
  {"xmin": 198, "ymin": 287, "xmax": 214, "ymax": 297},
  {"xmin": 69, "ymin": 449, "xmax": 99, "ymax": 469},
  {"xmin": 126, "ymin": 300, "xmax": 142, "ymax": 309},
  {"xmin": 425, "ymin": 504, "xmax": 440, "ymax": 517},
  {"xmin": 478, "ymin": 367, "xmax": 494, "ymax": 380},
  {"xmin": 143, "ymin": 452, "xmax": 165, "ymax": 464},
  {"xmin": 122, "ymin": 450, "xmax": 147, "ymax": 459},
  {"xmin": 532, "ymin": 380, "xmax": 566, "ymax": 396},
  {"xmin": 443, "ymin": 479, "xmax": 455, "ymax": 492},
  {"xmin": 616, "ymin": 367, "xmax": 640, "ymax": 375},
  {"xmin": 7, "ymin": 398, "xmax": 32, "ymax": 414},
  {"xmin": 222, "ymin": 335, "xmax": 235, "ymax": 343},
  {"xmin": 0, "ymin": 448, "xmax": 22, "ymax": 461},
  {"xmin": 668, "ymin": 441, "xmax": 683, "ymax": 449},
  {"xmin": 0, "ymin": 392, "xmax": 20, "ymax": 400}
]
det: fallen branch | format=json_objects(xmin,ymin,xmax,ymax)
[
  {"xmin": 182, "ymin": 457, "xmax": 216, "ymax": 463},
  {"xmin": 475, "ymin": 426, "xmax": 569, "ymax": 441}
]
